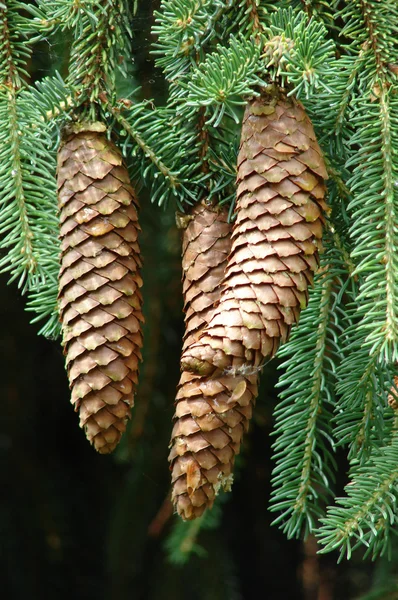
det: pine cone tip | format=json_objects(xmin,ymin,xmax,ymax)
[{"xmin": 172, "ymin": 465, "xmax": 234, "ymax": 520}]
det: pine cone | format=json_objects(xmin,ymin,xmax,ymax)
[
  {"xmin": 179, "ymin": 201, "xmax": 231, "ymax": 351},
  {"xmin": 181, "ymin": 88, "xmax": 328, "ymax": 376},
  {"xmin": 388, "ymin": 375, "xmax": 398, "ymax": 410},
  {"xmin": 57, "ymin": 123, "xmax": 143, "ymax": 454},
  {"xmin": 170, "ymin": 201, "xmax": 259, "ymax": 520}
]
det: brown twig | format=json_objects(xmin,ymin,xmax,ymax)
[{"xmin": 148, "ymin": 492, "xmax": 174, "ymax": 537}]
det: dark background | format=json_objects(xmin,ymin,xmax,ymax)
[{"xmin": 1, "ymin": 2, "xmax": 397, "ymax": 599}]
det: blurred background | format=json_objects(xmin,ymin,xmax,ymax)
[{"xmin": 2, "ymin": 2, "xmax": 398, "ymax": 599}]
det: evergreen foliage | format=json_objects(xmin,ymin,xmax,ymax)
[
  {"xmin": 1, "ymin": 0, "xmax": 398, "ymax": 562},
  {"xmin": 270, "ymin": 234, "xmax": 346, "ymax": 539},
  {"xmin": 165, "ymin": 494, "xmax": 225, "ymax": 564}
]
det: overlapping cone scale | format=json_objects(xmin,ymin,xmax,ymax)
[
  {"xmin": 181, "ymin": 89, "xmax": 328, "ymax": 376},
  {"xmin": 57, "ymin": 123, "xmax": 144, "ymax": 454},
  {"xmin": 180, "ymin": 201, "xmax": 231, "ymax": 352},
  {"xmin": 170, "ymin": 368, "xmax": 258, "ymax": 520},
  {"xmin": 170, "ymin": 201, "xmax": 259, "ymax": 520}
]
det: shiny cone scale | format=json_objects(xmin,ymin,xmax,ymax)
[
  {"xmin": 181, "ymin": 89, "xmax": 328, "ymax": 376},
  {"xmin": 179, "ymin": 202, "xmax": 231, "ymax": 351},
  {"xmin": 170, "ymin": 202, "xmax": 259, "ymax": 520},
  {"xmin": 57, "ymin": 123, "xmax": 143, "ymax": 454}
]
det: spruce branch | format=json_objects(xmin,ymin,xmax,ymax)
[
  {"xmin": 16, "ymin": 87, "xmax": 60, "ymax": 331},
  {"xmin": 304, "ymin": 1, "xmax": 398, "ymax": 365},
  {"xmin": 298, "ymin": 0, "xmax": 336, "ymax": 24},
  {"xmin": 26, "ymin": 74, "xmax": 73, "ymax": 125},
  {"xmin": 152, "ymin": 0, "xmax": 231, "ymax": 82},
  {"xmin": 152, "ymin": 0, "xmax": 241, "ymax": 207},
  {"xmin": 265, "ymin": 8, "xmax": 336, "ymax": 98},
  {"xmin": 183, "ymin": 35, "xmax": 265, "ymax": 125},
  {"xmin": 25, "ymin": 0, "xmax": 85, "ymax": 32},
  {"xmin": 378, "ymin": 85, "xmax": 398, "ymax": 356},
  {"xmin": 328, "ymin": 224, "xmax": 355, "ymax": 279},
  {"xmin": 317, "ymin": 427, "xmax": 398, "ymax": 560},
  {"xmin": 333, "ymin": 284, "xmax": 395, "ymax": 465},
  {"xmin": 0, "ymin": 1, "xmax": 31, "ymax": 84},
  {"xmin": 26, "ymin": 254, "xmax": 61, "ymax": 339},
  {"xmin": 347, "ymin": 77, "xmax": 398, "ymax": 361},
  {"xmin": 111, "ymin": 102, "xmax": 204, "ymax": 208},
  {"xmin": 358, "ymin": 0, "xmax": 398, "ymax": 76},
  {"xmin": 65, "ymin": 0, "xmax": 133, "ymax": 117},
  {"xmin": 219, "ymin": 0, "xmax": 291, "ymax": 38},
  {"xmin": 246, "ymin": 0, "xmax": 263, "ymax": 35},
  {"xmin": 345, "ymin": 1, "xmax": 398, "ymax": 359},
  {"xmin": 0, "ymin": 89, "xmax": 36, "ymax": 287},
  {"xmin": 2, "ymin": 0, "xmax": 398, "ymax": 559},
  {"xmin": 334, "ymin": 46, "xmax": 369, "ymax": 135},
  {"xmin": 113, "ymin": 108, "xmax": 180, "ymax": 190},
  {"xmin": 0, "ymin": 3, "xmax": 59, "ymax": 290},
  {"xmin": 270, "ymin": 239, "xmax": 345, "ymax": 538}
]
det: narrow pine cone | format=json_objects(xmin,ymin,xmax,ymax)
[
  {"xmin": 170, "ymin": 201, "xmax": 259, "ymax": 520},
  {"xmin": 181, "ymin": 87, "xmax": 328, "ymax": 376},
  {"xmin": 179, "ymin": 201, "xmax": 231, "ymax": 352},
  {"xmin": 57, "ymin": 122, "xmax": 144, "ymax": 454}
]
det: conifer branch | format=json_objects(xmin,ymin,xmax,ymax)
[
  {"xmin": 0, "ymin": 4, "xmax": 43, "ymax": 288},
  {"xmin": 110, "ymin": 102, "xmax": 204, "ymax": 208},
  {"xmin": 269, "ymin": 9, "xmax": 336, "ymax": 98},
  {"xmin": 347, "ymin": 78, "xmax": 398, "ymax": 361},
  {"xmin": 328, "ymin": 1, "xmax": 398, "ymax": 362},
  {"xmin": 335, "ymin": 345, "xmax": 387, "ymax": 462},
  {"xmin": 42, "ymin": 96, "xmax": 73, "ymax": 123},
  {"xmin": 0, "ymin": 90, "xmax": 36, "ymax": 283},
  {"xmin": 379, "ymin": 86, "xmax": 398, "ymax": 352},
  {"xmin": 270, "ymin": 241, "xmax": 344, "ymax": 538},
  {"xmin": 317, "ymin": 427, "xmax": 398, "ymax": 560},
  {"xmin": 65, "ymin": 0, "xmax": 132, "ymax": 117},
  {"xmin": 328, "ymin": 227, "xmax": 355, "ymax": 278},
  {"xmin": 333, "ymin": 282, "xmax": 392, "ymax": 463},
  {"xmin": 334, "ymin": 44, "xmax": 369, "ymax": 134},
  {"xmin": 1, "ymin": 0, "xmax": 398, "ymax": 560},
  {"xmin": 112, "ymin": 108, "xmax": 180, "ymax": 190},
  {"xmin": 359, "ymin": 0, "xmax": 392, "ymax": 77},
  {"xmin": 246, "ymin": 0, "xmax": 263, "ymax": 35},
  {"xmin": 184, "ymin": 35, "xmax": 264, "ymax": 124},
  {"xmin": 152, "ymin": 0, "xmax": 230, "ymax": 82}
]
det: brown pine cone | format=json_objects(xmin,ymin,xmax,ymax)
[
  {"xmin": 170, "ymin": 201, "xmax": 259, "ymax": 520},
  {"xmin": 181, "ymin": 87, "xmax": 328, "ymax": 376},
  {"xmin": 179, "ymin": 201, "xmax": 231, "ymax": 352},
  {"xmin": 57, "ymin": 122, "xmax": 144, "ymax": 454},
  {"xmin": 388, "ymin": 375, "xmax": 398, "ymax": 410}
]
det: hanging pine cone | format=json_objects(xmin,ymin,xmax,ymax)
[
  {"xmin": 57, "ymin": 122, "xmax": 143, "ymax": 454},
  {"xmin": 170, "ymin": 201, "xmax": 259, "ymax": 520},
  {"xmin": 181, "ymin": 87, "xmax": 328, "ymax": 376}
]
